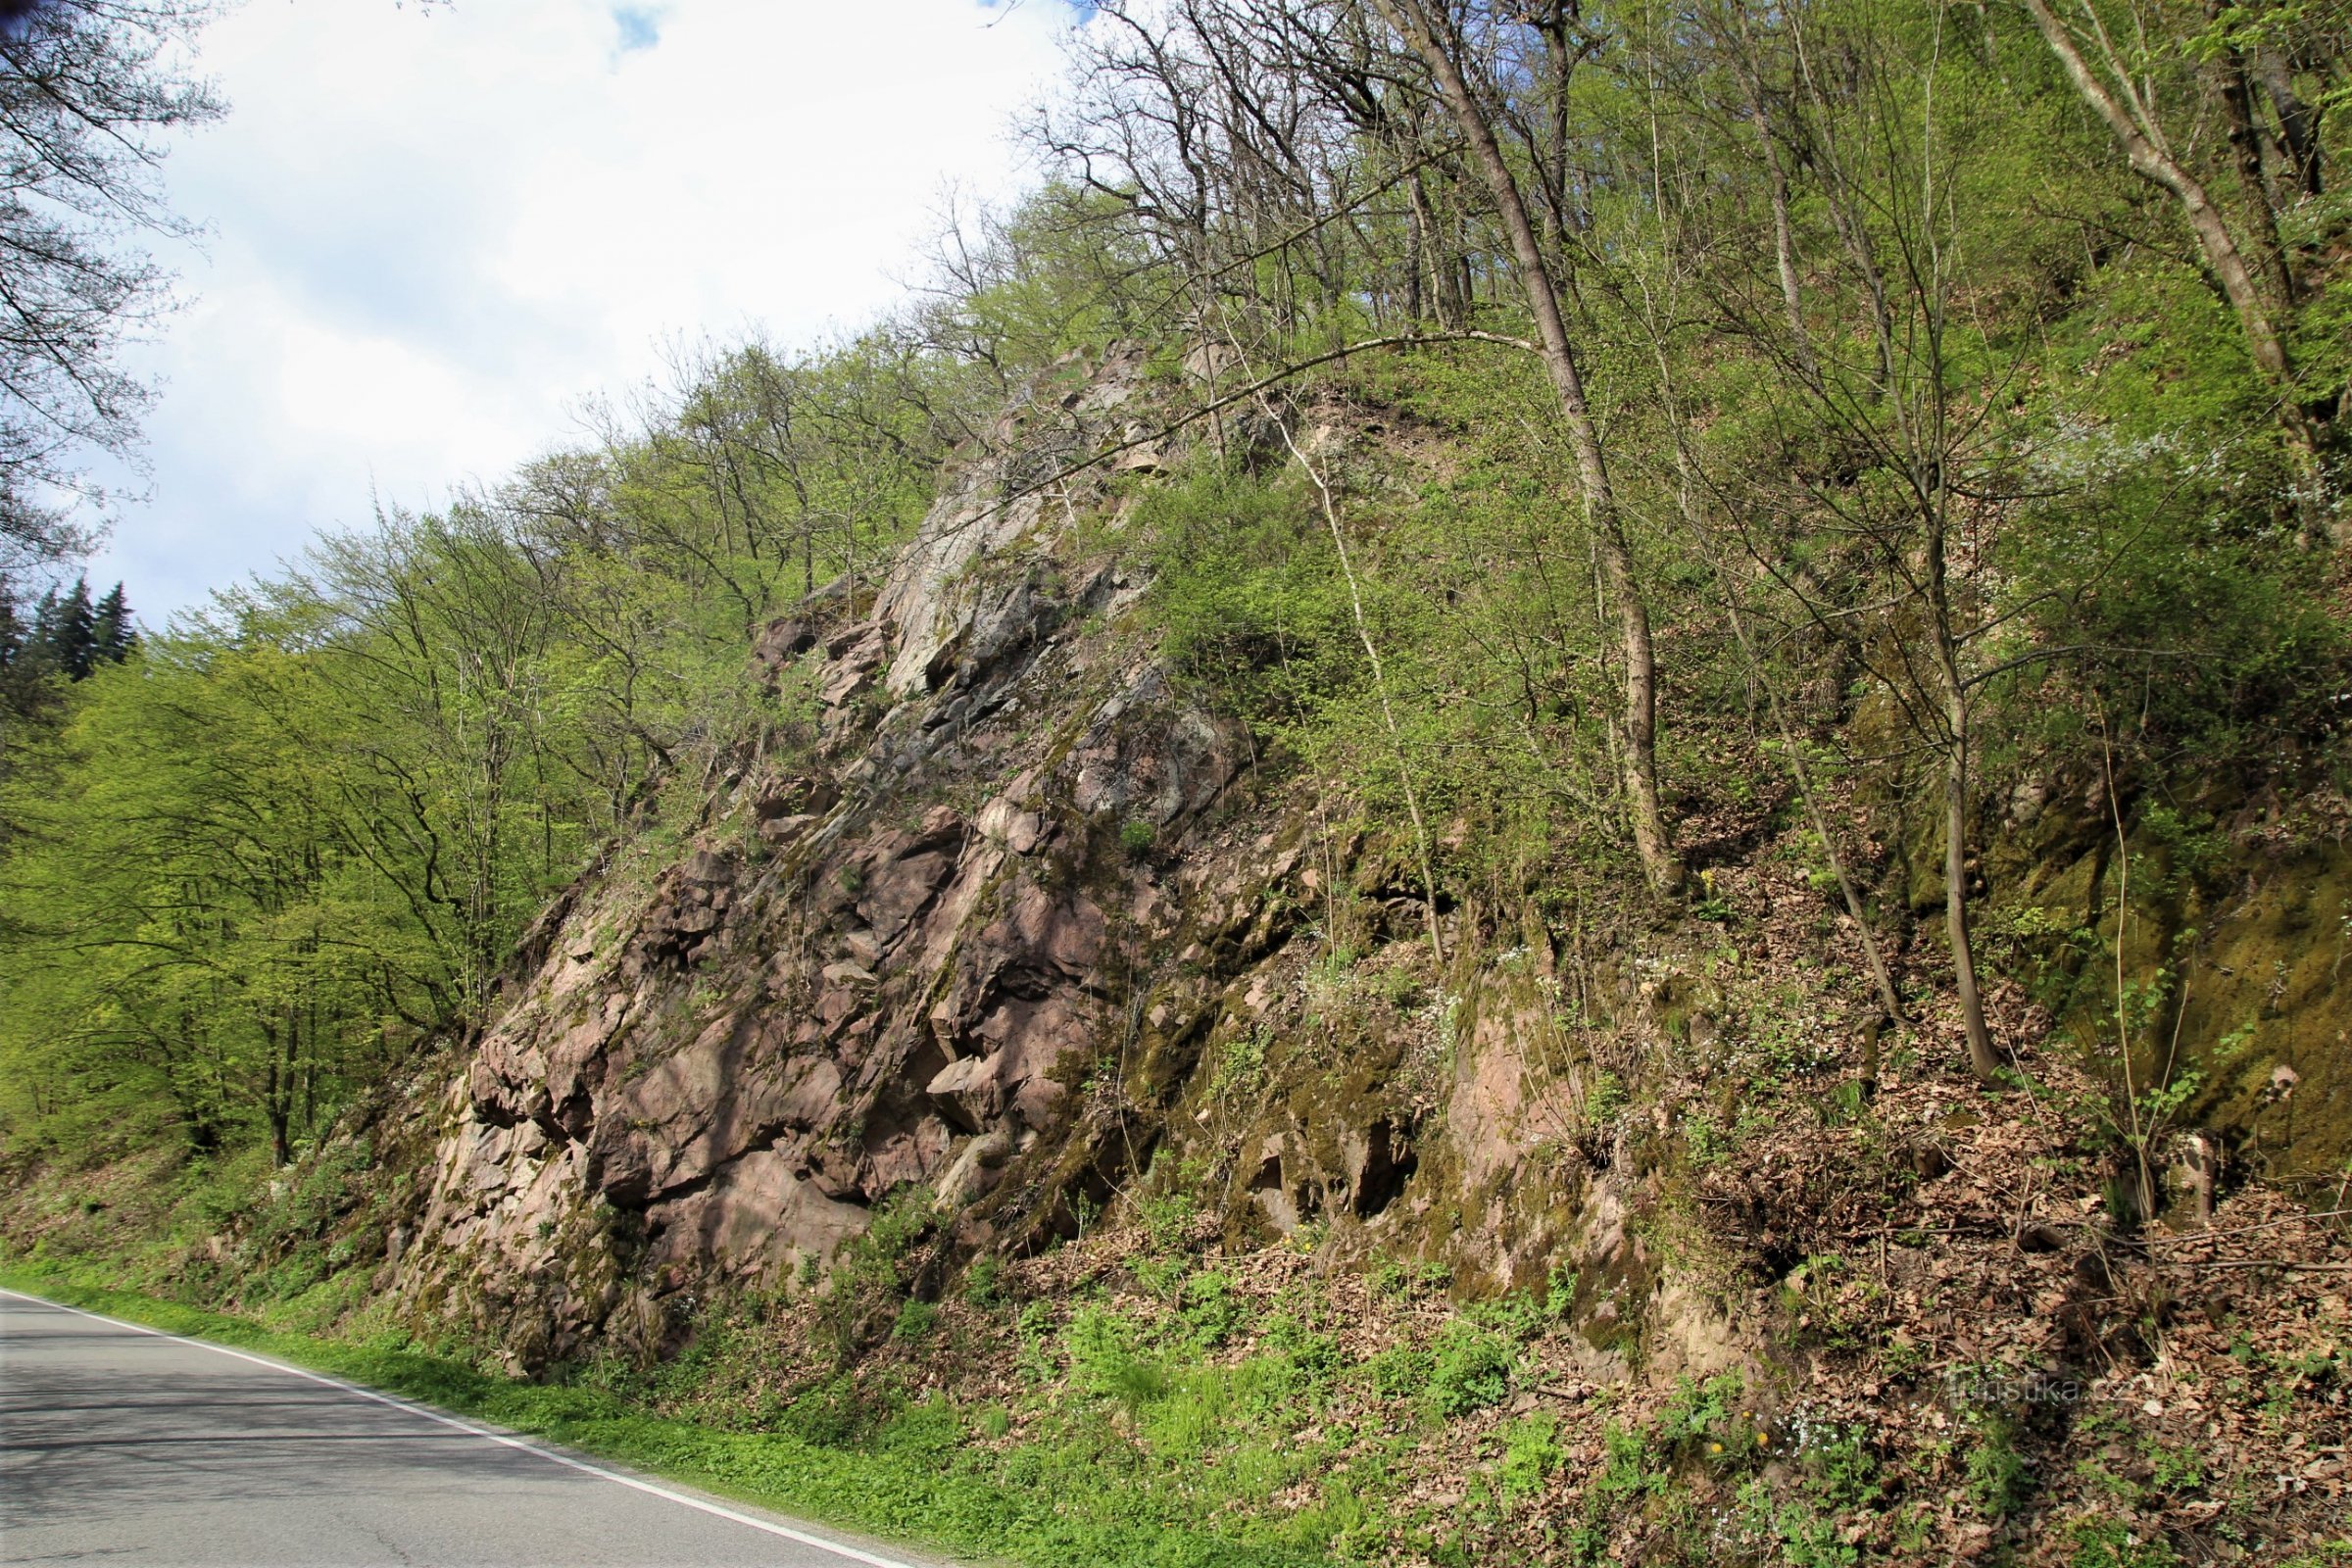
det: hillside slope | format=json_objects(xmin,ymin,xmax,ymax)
[
  {"xmin": 6, "ymin": 348, "xmax": 2349, "ymax": 1566},
  {"xmin": 370, "ymin": 351, "xmax": 2352, "ymax": 1563}
]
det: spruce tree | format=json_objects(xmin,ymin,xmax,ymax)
[
  {"xmin": 23, "ymin": 586, "xmax": 60, "ymax": 679},
  {"xmin": 43, "ymin": 577, "xmax": 99, "ymax": 680},
  {"xmin": 92, "ymin": 582, "xmax": 134, "ymax": 665}
]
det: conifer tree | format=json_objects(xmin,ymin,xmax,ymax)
[
  {"xmin": 37, "ymin": 577, "xmax": 99, "ymax": 680},
  {"xmin": 23, "ymin": 585, "xmax": 59, "ymax": 679},
  {"xmin": 91, "ymin": 583, "xmax": 134, "ymax": 665}
]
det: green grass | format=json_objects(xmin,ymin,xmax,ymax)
[{"xmin": 0, "ymin": 1265, "xmax": 1337, "ymax": 1568}]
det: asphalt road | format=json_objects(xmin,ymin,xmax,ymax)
[{"xmin": 0, "ymin": 1290, "xmax": 943, "ymax": 1567}]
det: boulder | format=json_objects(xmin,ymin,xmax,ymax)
[{"xmin": 926, "ymin": 1053, "xmax": 1004, "ymax": 1133}]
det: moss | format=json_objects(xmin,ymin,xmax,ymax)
[{"xmin": 1992, "ymin": 810, "xmax": 2352, "ymax": 1181}]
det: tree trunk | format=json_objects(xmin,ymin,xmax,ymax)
[
  {"xmin": 1728, "ymin": 26, "xmax": 1819, "ymax": 381},
  {"xmin": 1376, "ymin": 0, "xmax": 1682, "ymax": 893},
  {"xmin": 2205, "ymin": 2, "xmax": 2296, "ymax": 303},
  {"xmin": 2253, "ymin": 50, "xmax": 2324, "ymax": 200},
  {"xmin": 1738, "ymin": 599, "xmax": 1905, "ymax": 1024},
  {"xmin": 262, "ymin": 1019, "xmax": 295, "ymax": 1167},
  {"xmin": 1928, "ymin": 560, "xmax": 2000, "ymax": 1084},
  {"xmin": 2022, "ymin": 0, "xmax": 2318, "ymax": 479}
]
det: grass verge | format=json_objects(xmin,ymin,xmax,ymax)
[{"xmin": 0, "ymin": 1264, "xmax": 1330, "ymax": 1568}]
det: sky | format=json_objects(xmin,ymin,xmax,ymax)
[{"xmin": 88, "ymin": 0, "xmax": 1081, "ymax": 619}]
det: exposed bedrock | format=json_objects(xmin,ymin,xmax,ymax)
[{"xmin": 396, "ymin": 353, "xmax": 1694, "ymax": 1372}]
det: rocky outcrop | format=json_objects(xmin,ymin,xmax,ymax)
[{"xmin": 395, "ymin": 349, "xmax": 1676, "ymax": 1371}]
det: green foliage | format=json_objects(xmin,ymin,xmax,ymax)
[
  {"xmin": 892, "ymin": 1299, "xmax": 939, "ymax": 1343},
  {"xmin": 1205, "ymin": 1026, "xmax": 1267, "ymax": 1102},
  {"xmin": 0, "ymin": 326, "xmax": 965, "ymax": 1170},
  {"xmin": 1142, "ymin": 464, "xmax": 1355, "ymax": 725},
  {"xmin": 1744, "ymin": 1479, "xmax": 1862, "ymax": 1568},
  {"xmin": 1591, "ymin": 1418, "xmax": 1660, "ymax": 1505},
  {"xmin": 1166, "ymin": 1270, "xmax": 1244, "ymax": 1354},
  {"xmin": 1802, "ymin": 1422, "xmax": 1883, "ymax": 1511},
  {"xmin": 1684, "ymin": 1112, "xmax": 1735, "ymax": 1168},
  {"xmin": 1495, "ymin": 1410, "xmax": 1564, "ymax": 1505},
  {"xmin": 1584, "ymin": 1071, "xmax": 1630, "ymax": 1128},
  {"xmin": 1364, "ymin": 1344, "xmax": 1433, "ymax": 1400},
  {"xmin": 1544, "ymin": 1266, "xmax": 1579, "ymax": 1321},
  {"xmin": 2138, "ymin": 1435, "xmax": 2205, "ymax": 1495},
  {"xmin": 1065, "ymin": 1304, "xmax": 1167, "ymax": 1408},
  {"xmin": 2276, "ymin": 1545, "xmax": 2352, "ymax": 1568},
  {"xmin": 1656, "ymin": 1372, "xmax": 1747, "ymax": 1457},
  {"xmin": 2, "ymin": 1269, "xmax": 1338, "ymax": 1568},
  {"xmin": 1963, "ymin": 1408, "xmax": 2035, "ymax": 1520},
  {"xmin": 1260, "ymin": 1301, "xmax": 1346, "ymax": 1381},
  {"xmin": 1424, "ymin": 1319, "xmax": 1515, "ymax": 1418},
  {"xmin": 962, "ymin": 1254, "xmax": 1006, "ymax": 1309},
  {"xmin": 778, "ymin": 1373, "xmax": 880, "ymax": 1449},
  {"xmin": 2067, "ymin": 1518, "xmax": 2181, "ymax": 1568},
  {"xmin": 1136, "ymin": 1189, "xmax": 1199, "ymax": 1252},
  {"xmin": 817, "ymin": 1186, "xmax": 935, "ymax": 1361}
]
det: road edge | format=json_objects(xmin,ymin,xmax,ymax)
[{"xmin": 0, "ymin": 1283, "xmax": 960, "ymax": 1568}]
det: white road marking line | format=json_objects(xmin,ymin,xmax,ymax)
[{"xmin": 0, "ymin": 1289, "xmax": 933, "ymax": 1568}]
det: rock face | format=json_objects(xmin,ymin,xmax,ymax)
[{"xmin": 396, "ymin": 350, "xmax": 1656, "ymax": 1369}]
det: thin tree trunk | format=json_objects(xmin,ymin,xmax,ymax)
[
  {"xmin": 1729, "ymin": 587, "xmax": 1905, "ymax": 1024},
  {"xmin": 1761, "ymin": 129, "xmax": 1819, "ymax": 382},
  {"xmin": 1268, "ymin": 402, "xmax": 1446, "ymax": 969},
  {"xmin": 2022, "ymin": 0, "xmax": 2317, "ymax": 477},
  {"xmin": 1404, "ymin": 169, "xmax": 1431, "ymax": 322},
  {"xmin": 2205, "ymin": 1, "xmax": 2296, "ymax": 302},
  {"xmin": 2253, "ymin": 49, "xmax": 2323, "ymax": 199},
  {"xmin": 263, "ymin": 1018, "xmax": 295, "ymax": 1166},
  {"xmin": 1928, "ymin": 544, "xmax": 2000, "ymax": 1084},
  {"xmin": 1646, "ymin": 305, "xmax": 1901, "ymax": 1018},
  {"xmin": 1376, "ymin": 0, "xmax": 1682, "ymax": 893},
  {"xmin": 1731, "ymin": 12, "xmax": 1819, "ymax": 380}
]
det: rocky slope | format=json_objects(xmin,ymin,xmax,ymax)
[
  {"xmin": 390, "ymin": 340, "xmax": 2351, "ymax": 1375},
  {"xmin": 394, "ymin": 348, "xmax": 1669, "ymax": 1371},
  {"xmin": 10, "ymin": 346, "xmax": 2347, "ymax": 1565}
]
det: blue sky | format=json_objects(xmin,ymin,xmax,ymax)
[{"xmin": 90, "ymin": 0, "xmax": 1078, "ymax": 619}]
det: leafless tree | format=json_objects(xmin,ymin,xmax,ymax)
[{"xmin": 0, "ymin": 0, "xmax": 220, "ymax": 568}]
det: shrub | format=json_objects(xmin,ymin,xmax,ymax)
[
  {"xmin": 1427, "ymin": 1320, "xmax": 1514, "ymax": 1417},
  {"xmin": 1964, "ymin": 1410, "xmax": 2034, "ymax": 1519},
  {"xmin": 1263, "ymin": 1307, "xmax": 1346, "ymax": 1382},
  {"xmin": 962, "ymin": 1253, "xmax": 1004, "ymax": 1307},
  {"xmin": 1138, "ymin": 1189, "xmax": 1199, "ymax": 1252},
  {"xmin": 1172, "ymin": 1270, "xmax": 1244, "ymax": 1353},
  {"xmin": 891, "ymin": 1298, "xmax": 938, "ymax": 1342},
  {"xmin": 779, "ymin": 1373, "xmax": 874, "ymax": 1448},
  {"xmin": 1066, "ymin": 1305, "xmax": 1168, "ymax": 1408},
  {"xmin": 1657, "ymin": 1371, "xmax": 1744, "ymax": 1453}
]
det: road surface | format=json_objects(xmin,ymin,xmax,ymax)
[{"xmin": 0, "ymin": 1289, "xmax": 943, "ymax": 1567}]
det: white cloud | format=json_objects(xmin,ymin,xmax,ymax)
[{"xmin": 91, "ymin": 0, "xmax": 1078, "ymax": 617}]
